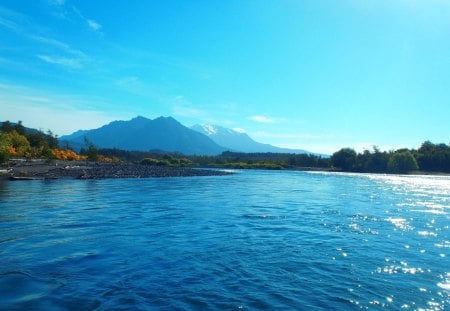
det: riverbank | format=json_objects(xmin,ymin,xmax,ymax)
[
  {"xmin": 1, "ymin": 160, "xmax": 232, "ymax": 180},
  {"xmin": 1, "ymin": 160, "xmax": 448, "ymax": 180}
]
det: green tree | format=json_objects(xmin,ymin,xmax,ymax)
[
  {"xmin": 0, "ymin": 132, "xmax": 11, "ymax": 163},
  {"xmin": 331, "ymin": 148, "xmax": 357, "ymax": 171},
  {"xmin": 14, "ymin": 121, "xmax": 25, "ymax": 135},
  {"xmin": 354, "ymin": 150, "xmax": 371, "ymax": 172},
  {"xmin": 366, "ymin": 147, "xmax": 389, "ymax": 173},
  {"xmin": 46, "ymin": 130, "xmax": 58, "ymax": 149},
  {"xmin": 83, "ymin": 137, "xmax": 98, "ymax": 161},
  {"xmin": 387, "ymin": 150, "xmax": 419, "ymax": 174},
  {"xmin": 26, "ymin": 131, "xmax": 49, "ymax": 149},
  {"xmin": 416, "ymin": 141, "xmax": 450, "ymax": 173},
  {"xmin": 26, "ymin": 130, "xmax": 50, "ymax": 158},
  {"xmin": 9, "ymin": 131, "xmax": 30, "ymax": 156},
  {"xmin": 0, "ymin": 120, "xmax": 14, "ymax": 133},
  {"xmin": 0, "ymin": 131, "xmax": 31, "ymax": 162}
]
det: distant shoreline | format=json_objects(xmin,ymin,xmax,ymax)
[
  {"xmin": 294, "ymin": 168, "xmax": 450, "ymax": 177},
  {"xmin": 1, "ymin": 160, "xmax": 232, "ymax": 180},
  {"xmin": 1, "ymin": 160, "xmax": 449, "ymax": 181}
]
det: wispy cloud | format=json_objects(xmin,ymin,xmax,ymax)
[
  {"xmin": 0, "ymin": 5, "xmax": 27, "ymax": 33},
  {"xmin": 0, "ymin": 15, "xmax": 18, "ymax": 31},
  {"xmin": 31, "ymin": 35, "xmax": 86, "ymax": 56},
  {"xmin": 37, "ymin": 54, "xmax": 83, "ymax": 69},
  {"xmin": 32, "ymin": 36, "xmax": 88, "ymax": 69},
  {"xmin": 46, "ymin": 1, "xmax": 102, "ymax": 33},
  {"xmin": 232, "ymin": 127, "xmax": 246, "ymax": 133},
  {"xmin": 0, "ymin": 6, "xmax": 90, "ymax": 70},
  {"xmin": 248, "ymin": 115, "xmax": 276, "ymax": 123},
  {"xmin": 72, "ymin": 6, "xmax": 102, "ymax": 33},
  {"xmin": 87, "ymin": 19, "xmax": 101, "ymax": 31}
]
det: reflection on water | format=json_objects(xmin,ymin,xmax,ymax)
[{"xmin": 0, "ymin": 171, "xmax": 449, "ymax": 309}]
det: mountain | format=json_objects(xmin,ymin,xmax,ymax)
[
  {"xmin": 59, "ymin": 129, "xmax": 89, "ymax": 141},
  {"xmin": 191, "ymin": 124, "xmax": 310, "ymax": 154},
  {"xmin": 60, "ymin": 116, "xmax": 226, "ymax": 155}
]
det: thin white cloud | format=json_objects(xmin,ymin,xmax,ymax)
[
  {"xmin": 31, "ymin": 35, "xmax": 86, "ymax": 57},
  {"xmin": 248, "ymin": 115, "xmax": 276, "ymax": 123},
  {"xmin": 87, "ymin": 19, "xmax": 101, "ymax": 31},
  {"xmin": 32, "ymin": 35, "xmax": 70, "ymax": 49},
  {"xmin": 32, "ymin": 36, "xmax": 89, "ymax": 69},
  {"xmin": 0, "ymin": 6, "xmax": 27, "ymax": 33},
  {"xmin": 0, "ymin": 16, "xmax": 18, "ymax": 31},
  {"xmin": 232, "ymin": 127, "xmax": 246, "ymax": 133},
  {"xmin": 37, "ymin": 54, "xmax": 83, "ymax": 69},
  {"xmin": 47, "ymin": 3, "xmax": 103, "ymax": 33},
  {"xmin": 0, "ymin": 6, "xmax": 91, "ymax": 69},
  {"xmin": 72, "ymin": 6, "xmax": 102, "ymax": 33}
]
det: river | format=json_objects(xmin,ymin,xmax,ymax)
[{"xmin": 0, "ymin": 170, "xmax": 449, "ymax": 310}]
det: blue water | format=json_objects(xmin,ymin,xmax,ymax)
[{"xmin": 0, "ymin": 170, "xmax": 449, "ymax": 310}]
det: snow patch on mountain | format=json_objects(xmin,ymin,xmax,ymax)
[
  {"xmin": 199, "ymin": 124, "xmax": 218, "ymax": 135},
  {"xmin": 191, "ymin": 123, "xmax": 310, "ymax": 154}
]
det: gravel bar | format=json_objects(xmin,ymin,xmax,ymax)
[{"xmin": 5, "ymin": 161, "xmax": 232, "ymax": 180}]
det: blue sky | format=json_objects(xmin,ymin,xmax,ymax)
[{"xmin": 1, "ymin": 0, "xmax": 449, "ymax": 154}]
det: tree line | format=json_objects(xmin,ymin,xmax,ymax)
[
  {"xmin": 191, "ymin": 145, "xmax": 450, "ymax": 174},
  {"xmin": 0, "ymin": 121, "xmax": 114, "ymax": 162},
  {"xmin": 0, "ymin": 121, "xmax": 58, "ymax": 162},
  {"xmin": 1, "ymin": 120, "xmax": 449, "ymax": 174},
  {"xmin": 330, "ymin": 142, "xmax": 450, "ymax": 174},
  {"xmin": 190, "ymin": 152, "xmax": 331, "ymax": 170}
]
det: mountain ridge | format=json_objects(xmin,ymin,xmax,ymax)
[
  {"xmin": 60, "ymin": 116, "xmax": 318, "ymax": 156},
  {"xmin": 191, "ymin": 124, "xmax": 311, "ymax": 154},
  {"xmin": 60, "ymin": 116, "xmax": 226, "ymax": 155}
]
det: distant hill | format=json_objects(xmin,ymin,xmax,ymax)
[
  {"xmin": 60, "ymin": 116, "xmax": 226, "ymax": 155},
  {"xmin": 191, "ymin": 124, "xmax": 311, "ymax": 154}
]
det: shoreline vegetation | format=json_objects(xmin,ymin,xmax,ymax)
[{"xmin": 1, "ymin": 120, "xmax": 449, "ymax": 179}]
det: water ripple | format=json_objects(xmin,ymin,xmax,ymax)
[{"xmin": 0, "ymin": 171, "xmax": 449, "ymax": 309}]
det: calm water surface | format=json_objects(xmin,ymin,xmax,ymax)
[{"xmin": 0, "ymin": 170, "xmax": 449, "ymax": 310}]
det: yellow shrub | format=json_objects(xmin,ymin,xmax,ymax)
[
  {"xmin": 52, "ymin": 149, "xmax": 85, "ymax": 161},
  {"xmin": 8, "ymin": 146, "xmax": 17, "ymax": 155}
]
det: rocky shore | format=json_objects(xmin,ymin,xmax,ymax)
[{"xmin": 1, "ymin": 160, "xmax": 232, "ymax": 180}]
